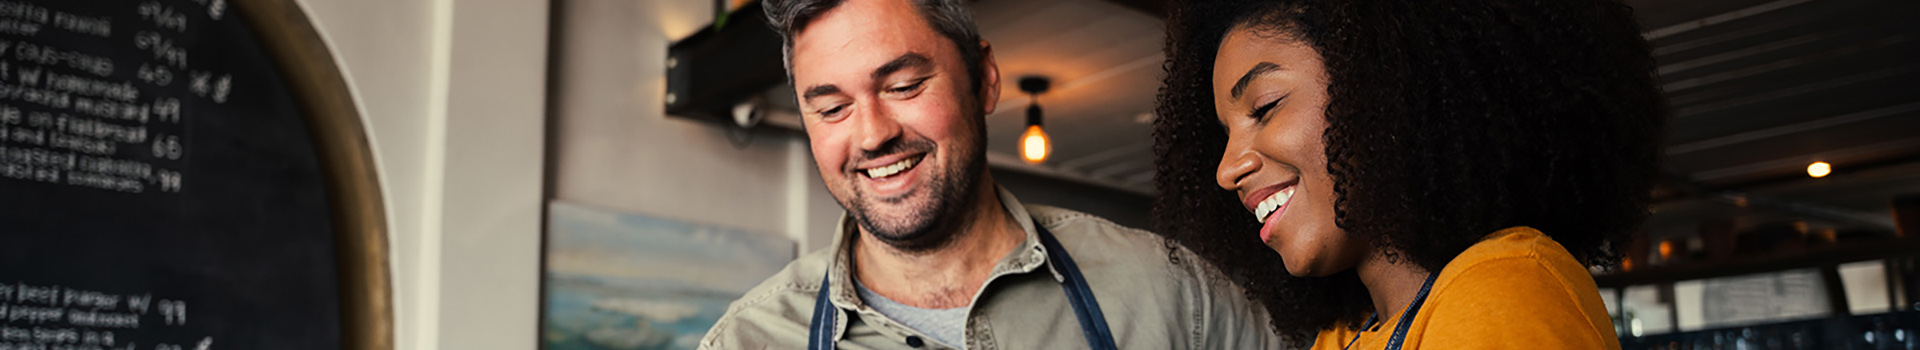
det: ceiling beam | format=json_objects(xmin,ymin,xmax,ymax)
[
  {"xmin": 1672, "ymin": 64, "xmax": 1919, "ymax": 117},
  {"xmin": 1099, "ymin": 0, "xmax": 1165, "ymax": 18},
  {"xmin": 1684, "ymin": 136, "xmax": 1920, "ymax": 183},
  {"xmin": 985, "ymin": 53, "xmax": 1164, "ymax": 122},
  {"xmin": 1663, "ymin": 151, "xmax": 1920, "ymax": 202},
  {"xmin": 1650, "ymin": 154, "xmax": 1920, "ymax": 230},
  {"xmin": 1643, "ymin": 0, "xmax": 1812, "ymax": 40},
  {"xmin": 986, "ymin": 152, "xmax": 1154, "ymax": 196},
  {"xmin": 1668, "ymin": 102, "xmax": 1920, "ymax": 155},
  {"xmin": 1055, "ymin": 143, "xmax": 1150, "ymax": 173}
]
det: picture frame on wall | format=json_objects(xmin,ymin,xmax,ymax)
[{"xmin": 541, "ymin": 200, "xmax": 795, "ymax": 350}]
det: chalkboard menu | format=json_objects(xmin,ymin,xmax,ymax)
[{"xmin": 0, "ymin": 0, "xmax": 390, "ymax": 350}]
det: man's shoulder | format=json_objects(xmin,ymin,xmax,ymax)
[
  {"xmin": 1025, "ymin": 204, "xmax": 1191, "ymax": 272},
  {"xmin": 1026, "ymin": 204, "xmax": 1247, "ymax": 300},
  {"xmin": 697, "ymin": 246, "xmax": 833, "ymax": 349},
  {"xmin": 1025, "ymin": 204, "xmax": 1160, "ymax": 246},
  {"xmin": 1022, "ymin": 205, "xmax": 1284, "ymax": 349}
]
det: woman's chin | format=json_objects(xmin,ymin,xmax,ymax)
[
  {"xmin": 1264, "ymin": 243, "xmax": 1308, "ymax": 276},
  {"xmin": 1279, "ymin": 256, "xmax": 1341, "ymax": 277},
  {"xmin": 1279, "ymin": 257, "xmax": 1317, "ymax": 277}
]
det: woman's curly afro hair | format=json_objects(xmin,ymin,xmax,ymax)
[{"xmin": 1151, "ymin": 0, "xmax": 1668, "ymax": 343}]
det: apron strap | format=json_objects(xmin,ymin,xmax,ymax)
[
  {"xmin": 808, "ymin": 272, "xmax": 835, "ymax": 350},
  {"xmin": 806, "ymin": 226, "xmax": 1118, "ymax": 350},
  {"xmin": 1036, "ymin": 225, "xmax": 1121, "ymax": 350}
]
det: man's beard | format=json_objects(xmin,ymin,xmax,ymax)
[{"xmin": 840, "ymin": 127, "xmax": 988, "ymax": 253}]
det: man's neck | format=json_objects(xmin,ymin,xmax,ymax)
[
  {"xmin": 853, "ymin": 182, "xmax": 1024, "ymax": 309},
  {"xmin": 1355, "ymin": 251, "xmax": 1433, "ymax": 325}
]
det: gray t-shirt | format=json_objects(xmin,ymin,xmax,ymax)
[{"xmin": 853, "ymin": 277, "xmax": 969, "ymax": 349}]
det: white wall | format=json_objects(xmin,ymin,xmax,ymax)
[
  {"xmin": 430, "ymin": 1, "xmax": 549, "ymax": 350},
  {"xmin": 301, "ymin": 0, "xmax": 838, "ymax": 348},
  {"xmin": 296, "ymin": 0, "xmax": 548, "ymax": 349}
]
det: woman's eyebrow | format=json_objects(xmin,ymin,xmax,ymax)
[{"xmin": 1231, "ymin": 62, "xmax": 1282, "ymax": 99}]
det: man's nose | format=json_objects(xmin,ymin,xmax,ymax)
[{"xmin": 854, "ymin": 102, "xmax": 903, "ymax": 152}]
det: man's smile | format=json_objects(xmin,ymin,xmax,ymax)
[{"xmin": 861, "ymin": 154, "xmax": 925, "ymax": 179}]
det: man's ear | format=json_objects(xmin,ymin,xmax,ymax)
[{"xmin": 976, "ymin": 40, "xmax": 1001, "ymax": 115}]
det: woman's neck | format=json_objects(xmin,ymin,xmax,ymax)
[{"xmin": 1354, "ymin": 252, "xmax": 1433, "ymax": 324}]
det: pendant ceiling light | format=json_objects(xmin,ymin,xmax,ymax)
[{"xmin": 1018, "ymin": 76, "xmax": 1051, "ymax": 164}]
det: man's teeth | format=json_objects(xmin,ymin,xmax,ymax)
[
  {"xmin": 865, "ymin": 157, "xmax": 917, "ymax": 178},
  {"xmin": 1253, "ymin": 188, "xmax": 1295, "ymax": 223}
]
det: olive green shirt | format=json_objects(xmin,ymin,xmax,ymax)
[{"xmin": 698, "ymin": 188, "xmax": 1287, "ymax": 350}]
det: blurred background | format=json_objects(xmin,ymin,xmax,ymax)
[{"xmin": 296, "ymin": 0, "xmax": 1918, "ymax": 349}]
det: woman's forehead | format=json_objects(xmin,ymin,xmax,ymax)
[{"xmin": 1212, "ymin": 31, "xmax": 1322, "ymax": 92}]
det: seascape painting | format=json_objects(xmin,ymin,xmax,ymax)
[{"xmin": 542, "ymin": 201, "xmax": 795, "ymax": 350}]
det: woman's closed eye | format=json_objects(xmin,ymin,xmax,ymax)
[{"xmin": 1248, "ymin": 97, "xmax": 1282, "ymax": 122}]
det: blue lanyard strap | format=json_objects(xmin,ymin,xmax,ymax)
[
  {"xmin": 806, "ymin": 226, "xmax": 1117, "ymax": 350},
  {"xmin": 1344, "ymin": 272, "xmax": 1441, "ymax": 350}
]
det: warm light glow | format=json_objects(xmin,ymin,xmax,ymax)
[
  {"xmin": 1020, "ymin": 125, "xmax": 1050, "ymax": 163},
  {"xmin": 1658, "ymin": 240, "xmax": 1674, "ymax": 261},
  {"xmin": 1807, "ymin": 161, "xmax": 1831, "ymax": 178}
]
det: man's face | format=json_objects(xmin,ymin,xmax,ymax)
[{"xmin": 790, "ymin": 0, "xmax": 1000, "ymax": 250}]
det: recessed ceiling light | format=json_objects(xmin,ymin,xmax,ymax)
[{"xmin": 1807, "ymin": 161, "xmax": 1831, "ymax": 178}]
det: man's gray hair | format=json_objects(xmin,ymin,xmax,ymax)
[{"xmin": 763, "ymin": 0, "xmax": 987, "ymax": 95}]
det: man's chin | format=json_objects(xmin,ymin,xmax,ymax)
[{"xmin": 854, "ymin": 209, "xmax": 952, "ymax": 251}]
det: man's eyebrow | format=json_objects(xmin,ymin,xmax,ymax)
[
  {"xmin": 1231, "ymin": 62, "xmax": 1282, "ymax": 99},
  {"xmin": 871, "ymin": 52, "xmax": 932, "ymax": 80},
  {"xmin": 798, "ymin": 53, "xmax": 930, "ymax": 104},
  {"xmin": 802, "ymin": 84, "xmax": 842, "ymax": 102}
]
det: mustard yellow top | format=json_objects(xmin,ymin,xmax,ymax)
[{"xmin": 1312, "ymin": 227, "xmax": 1620, "ymax": 350}]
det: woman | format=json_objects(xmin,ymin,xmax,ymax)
[{"xmin": 1151, "ymin": 0, "xmax": 1666, "ymax": 349}]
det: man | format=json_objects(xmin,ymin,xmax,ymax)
[{"xmin": 697, "ymin": 0, "xmax": 1284, "ymax": 349}]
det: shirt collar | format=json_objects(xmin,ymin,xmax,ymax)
[{"xmin": 824, "ymin": 186, "xmax": 1063, "ymax": 312}]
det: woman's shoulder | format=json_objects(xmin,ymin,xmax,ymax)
[
  {"xmin": 1412, "ymin": 226, "xmax": 1620, "ymax": 348},
  {"xmin": 1430, "ymin": 226, "xmax": 1600, "ymax": 306},
  {"xmin": 1440, "ymin": 227, "xmax": 1592, "ymax": 285}
]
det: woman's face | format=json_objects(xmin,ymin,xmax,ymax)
[{"xmin": 1211, "ymin": 27, "xmax": 1366, "ymax": 277}]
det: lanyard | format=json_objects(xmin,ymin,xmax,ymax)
[
  {"xmin": 807, "ymin": 226, "xmax": 1118, "ymax": 350},
  {"xmin": 1343, "ymin": 272, "xmax": 1441, "ymax": 350}
]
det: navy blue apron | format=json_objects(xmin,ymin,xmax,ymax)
[
  {"xmin": 1343, "ymin": 272, "xmax": 1443, "ymax": 350},
  {"xmin": 807, "ymin": 226, "xmax": 1117, "ymax": 350}
]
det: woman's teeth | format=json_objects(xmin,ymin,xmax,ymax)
[
  {"xmin": 865, "ymin": 157, "xmax": 918, "ymax": 178},
  {"xmin": 1253, "ymin": 187, "xmax": 1295, "ymax": 223}
]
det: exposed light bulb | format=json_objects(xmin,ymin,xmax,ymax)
[
  {"xmin": 1020, "ymin": 125, "xmax": 1050, "ymax": 163},
  {"xmin": 1808, "ymin": 161, "xmax": 1831, "ymax": 178}
]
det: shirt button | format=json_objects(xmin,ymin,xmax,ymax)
[{"xmin": 905, "ymin": 335, "xmax": 925, "ymax": 348}]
